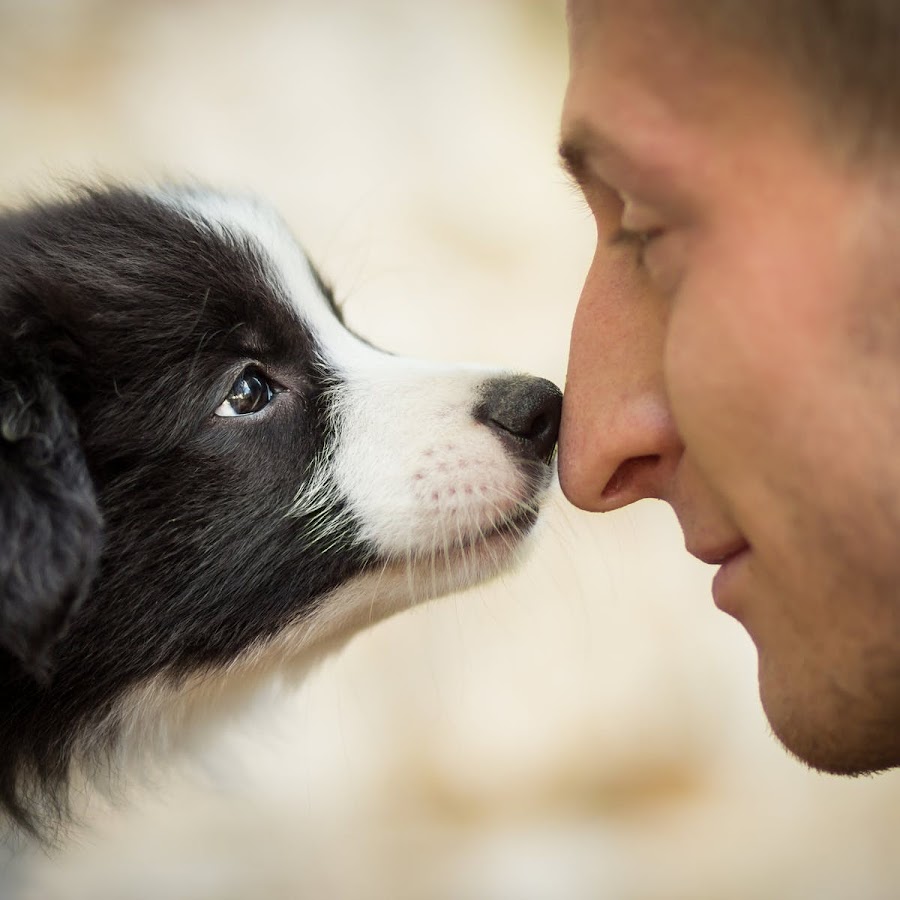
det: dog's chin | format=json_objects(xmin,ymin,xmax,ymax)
[
  {"xmin": 395, "ymin": 506, "xmax": 540, "ymax": 598},
  {"xmin": 276, "ymin": 503, "xmax": 546, "ymax": 663},
  {"xmin": 92, "ymin": 512, "xmax": 542, "ymax": 777}
]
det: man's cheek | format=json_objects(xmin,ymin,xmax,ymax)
[{"xmin": 664, "ymin": 306, "xmax": 745, "ymax": 470}]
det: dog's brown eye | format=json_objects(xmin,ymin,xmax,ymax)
[{"xmin": 214, "ymin": 368, "xmax": 276, "ymax": 418}]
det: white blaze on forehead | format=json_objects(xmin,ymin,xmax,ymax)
[{"xmin": 152, "ymin": 185, "xmax": 368, "ymax": 365}]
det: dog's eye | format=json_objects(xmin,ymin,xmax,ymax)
[{"xmin": 214, "ymin": 368, "xmax": 276, "ymax": 417}]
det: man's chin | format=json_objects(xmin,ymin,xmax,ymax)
[
  {"xmin": 758, "ymin": 660, "xmax": 900, "ymax": 777},
  {"xmin": 769, "ymin": 724, "xmax": 893, "ymax": 778}
]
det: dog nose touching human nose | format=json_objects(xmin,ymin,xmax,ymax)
[{"xmin": 476, "ymin": 376, "xmax": 563, "ymax": 463}]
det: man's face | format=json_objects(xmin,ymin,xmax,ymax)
[{"xmin": 558, "ymin": 0, "xmax": 900, "ymax": 774}]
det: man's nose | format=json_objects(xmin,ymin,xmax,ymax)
[
  {"xmin": 558, "ymin": 391, "xmax": 682, "ymax": 511},
  {"xmin": 557, "ymin": 258, "xmax": 682, "ymax": 512}
]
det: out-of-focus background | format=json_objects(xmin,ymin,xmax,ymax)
[{"xmin": 3, "ymin": 1, "xmax": 900, "ymax": 898}]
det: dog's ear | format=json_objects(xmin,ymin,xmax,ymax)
[{"xmin": 0, "ymin": 345, "xmax": 103, "ymax": 681}]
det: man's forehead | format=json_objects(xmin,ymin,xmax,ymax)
[
  {"xmin": 561, "ymin": 3, "xmax": 793, "ymax": 166},
  {"xmin": 560, "ymin": 21, "xmax": 699, "ymax": 192},
  {"xmin": 566, "ymin": 0, "xmax": 677, "ymax": 47}
]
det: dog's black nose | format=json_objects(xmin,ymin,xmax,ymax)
[{"xmin": 475, "ymin": 375, "xmax": 562, "ymax": 463}]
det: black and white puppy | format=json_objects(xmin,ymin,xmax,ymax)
[{"xmin": 0, "ymin": 184, "xmax": 560, "ymax": 836}]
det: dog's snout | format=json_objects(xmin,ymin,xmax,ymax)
[{"xmin": 476, "ymin": 375, "xmax": 562, "ymax": 463}]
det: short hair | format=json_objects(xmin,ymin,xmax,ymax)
[{"xmin": 675, "ymin": 0, "xmax": 900, "ymax": 159}]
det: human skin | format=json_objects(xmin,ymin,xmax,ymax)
[{"xmin": 557, "ymin": 0, "xmax": 900, "ymax": 774}]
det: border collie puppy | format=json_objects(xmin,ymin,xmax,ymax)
[{"xmin": 0, "ymin": 184, "xmax": 561, "ymax": 837}]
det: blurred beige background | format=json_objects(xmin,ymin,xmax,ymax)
[{"xmin": 3, "ymin": 1, "xmax": 900, "ymax": 898}]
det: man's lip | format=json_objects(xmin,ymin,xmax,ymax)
[
  {"xmin": 687, "ymin": 541, "xmax": 750, "ymax": 567},
  {"xmin": 711, "ymin": 546, "xmax": 751, "ymax": 614}
]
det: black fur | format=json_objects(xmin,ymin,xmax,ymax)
[
  {"xmin": 0, "ymin": 186, "xmax": 373, "ymax": 835},
  {"xmin": 0, "ymin": 338, "xmax": 103, "ymax": 681}
]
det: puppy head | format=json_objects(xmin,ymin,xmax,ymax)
[{"xmin": 0, "ymin": 184, "xmax": 560, "ymax": 832}]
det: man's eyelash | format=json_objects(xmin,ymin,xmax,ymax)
[{"xmin": 608, "ymin": 225, "xmax": 661, "ymax": 268}]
